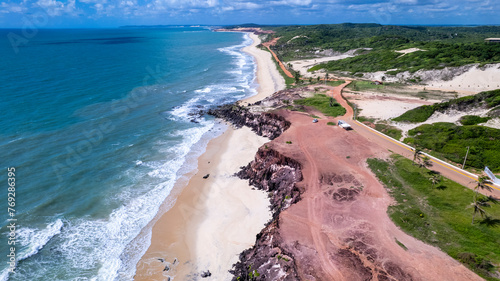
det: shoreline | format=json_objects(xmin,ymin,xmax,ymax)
[{"xmin": 134, "ymin": 32, "xmax": 285, "ymax": 280}]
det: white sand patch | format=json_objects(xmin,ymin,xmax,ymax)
[
  {"xmin": 424, "ymin": 64, "xmax": 500, "ymax": 93},
  {"xmin": 395, "ymin": 48, "xmax": 425, "ymax": 55},
  {"xmin": 287, "ymin": 35, "xmax": 308, "ymax": 43},
  {"xmin": 482, "ymin": 118, "xmax": 500, "ymax": 130},
  {"xmin": 361, "ymin": 63, "xmax": 500, "ymax": 95},
  {"xmin": 289, "ymin": 49, "xmax": 369, "ymax": 78},
  {"xmin": 194, "ymin": 127, "xmax": 271, "ymax": 280},
  {"xmin": 344, "ymin": 91, "xmax": 433, "ymax": 120},
  {"xmin": 289, "ymin": 55, "xmax": 354, "ymax": 78}
]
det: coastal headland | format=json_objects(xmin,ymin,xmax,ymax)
[{"xmin": 136, "ymin": 27, "xmax": 500, "ymax": 280}]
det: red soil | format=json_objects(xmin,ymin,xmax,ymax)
[{"xmin": 266, "ymin": 82, "xmax": 484, "ymax": 280}]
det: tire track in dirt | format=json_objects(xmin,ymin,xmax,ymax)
[{"xmin": 296, "ymin": 127, "xmax": 342, "ymax": 280}]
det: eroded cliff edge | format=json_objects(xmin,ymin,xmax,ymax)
[{"xmin": 208, "ymin": 103, "xmax": 304, "ymax": 280}]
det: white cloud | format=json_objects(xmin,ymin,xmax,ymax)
[
  {"xmin": 270, "ymin": 0, "xmax": 312, "ymax": 6},
  {"xmin": 0, "ymin": 2, "xmax": 28, "ymax": 13}
]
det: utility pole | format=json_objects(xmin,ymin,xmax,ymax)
[{"xmin": 462, "ymin": 146, "xmax": 470, "ymax": 169}]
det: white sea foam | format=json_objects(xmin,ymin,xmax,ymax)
[
  {"xmin": 194, "ymin": 87, "xmax": 212, "ymax": 94},
  {"xmin": 41, "ymin": 122, "xmax": 216, "ymax": 281},
  {"xmin": 0, "ymin": 219, "xmax": 64, "ymax": 281}
]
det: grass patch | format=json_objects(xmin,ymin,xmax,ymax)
[
  {"xmin": 286, "ymin": 141, "xmax": 292, "ymax": 144},
  {"xmin": 375, "ymin": 123, "xmax": 403, "ymax": 140},
  {"xmin": 326, "ymin": 80, "xmax": 346, "ymax": 87},
  {"xmin": 356, "ymin": 116, "xmax": 376, "ymax": 123},
  {"xmin": 327, "ymin": 121, "xmax": 336, "ymax": 126},
  {"xmin": 347, "ymin": 80, "xmax": 385, "ymax": 91},
  {"xmin": 395, "ymin": 238, "xmax": 408, "ymax": 251},
  {"xmin": 393, "ymin": 104, "xmax": 436, "ymax": 123},
  {"xmin": 367, "ymin": 155, "xmax": 500, "ymax": 280},
  {"xmin": 294, "ymin": 94, "xmax": 346, "ymax": 117},
  {"xmin": 459, "ymin": 115, "xmax": 492, "ymax": 125},
  {"xmin": 310, "ymin": 115, "xmax": 321, "ymax": 119},
  {"xmin": 405, "ymin": 122, "xmax": 500, "ymax": 172}
]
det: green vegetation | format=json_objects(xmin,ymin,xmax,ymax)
[
  {"xmin": 367, "ymin": 155, "xmax": 500, "ymax": 280},
  {"xmin": 347, "ymin": 80, "xmax": 386, "ymax": 91},
  {"xmin": 277, "ymin": 254, "xmax": 290, "ymax": 262},
  {"xmin": 286, "ymin": 141, "xmax": 292, "ymax": 144},
  {"xmin": 311, "ymin": 43, "xmax": 500, "ymax": 74},
  {"xmin": 356, "ymin": 116, "xmax": 376, "ymax": 123},
  {"xmin": 395, "ymin": 238, "xmax": 408, "ymax": 251},
  {"xmin": 327, "ymin": 121, "xmax": 335, "ymax": 126},
  {"xmin": 248, "ymin": 269, "xmax": 260, "ymax": 279},
  {"xmin": 394, "ymin": 89, "xmax": 500, "ymax": 123},
  {"xmin": 326, "ymin": 80, "xmax": 346, "ymax": 87},
  {"xmin": 374, "ymin": 123, "xmax": 403, "ymax": 140},
  {"xmin": 460, "ymin": 115, "xmax": 492, "ymax": 125},
  {"xmin": 405, "ymin": 122, "xmax": 500, "ymax": 172},
  {"xmin": 393, "ymin": 104, "xmax": 436, "ymax": 122},
  {"xmin": 294, "ymin": 94, "xmax": 346, "ymax": 117},
  {"xmin": 265, "ymin": 24, "xmax": 500, "ymax": 73}
]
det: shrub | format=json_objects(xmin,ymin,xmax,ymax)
[{"xmin": 459, "ymin": 115, "xmax": 491, "ymax": 125}]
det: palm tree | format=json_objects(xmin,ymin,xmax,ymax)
[
  {"xmin": 429, "ymin": 174, "xmax": 441, "ymax": 188},
  {"xmin": 471, "ymin": 198, "xmax": 488, "ymax": 224},
  {"xmin": 471, "ymin": 196, "xmax": 499, "ymax": 224},
  {"xmin": 474, "ymin": 176, "xmax": 493, "ymax": 194},
  {"xmin": 419, "ymin": 155, "xmax": 432, "ymax": 168},
  {"xmin": 413, "ymin": 146, "xmax": 422, "ymax": 165},
  {"xmin": 470, "ymin": 176, "xmax": 495, "ymax": 224}
]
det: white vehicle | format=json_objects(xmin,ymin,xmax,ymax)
[{"xmin": 338, "ymin": 120, "xmax": 352, "ymax": 130}]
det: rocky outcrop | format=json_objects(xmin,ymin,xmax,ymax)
[
  {"xmin": 208, "ymin": 104, "xmax": 290, "ymax": 140},
  {"xmin": 210, "ymin": 104, "xmax": 302, "ymax": 280},
  {"xmin": 237, "ymin": 147, "xmax": 303, "ymax": 216},
  {"xmin": 230, "ymin": 220, "xmax": 300, "ymax": 281},
  {"xmin": 231, "ymin": 147, "xmax": 303, "ymax": 280}
]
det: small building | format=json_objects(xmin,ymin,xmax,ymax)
[{"xmin": 485, "ymin": 38, "xmax": 500, "ymax": 43}]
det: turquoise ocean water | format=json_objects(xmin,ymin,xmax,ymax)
[{"xmin": 0, "ymin": 27, "xmax": 256, "ymax": 280}]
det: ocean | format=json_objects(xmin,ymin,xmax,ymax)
[{"xmin": 0, "ymin": 27, "xmax": 256, "ymax": 280}]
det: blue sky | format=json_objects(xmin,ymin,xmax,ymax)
[{"xmin": 1, "ymin": 0, "xmax": 499, "ymax": 28}]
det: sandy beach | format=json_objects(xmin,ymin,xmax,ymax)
[
  {"xmin": 134, "ymin": 32, "xmax": 285, "ymax": 280},
  {"xmin": 241, "ymin": 33, "xmax": 286, "ymax": 105}
]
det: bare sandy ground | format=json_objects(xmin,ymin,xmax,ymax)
[
  {"xmin": 395, "ymin": 47, "xmax": 425, "ymax": 55},
  {"xmin": 135, "ymin": 32, "xmax": 284, "ymax": 280},
  {"xmin": 343, "ymin": 91, "xmax": 434, "ymax": 120},
  {"xmin": 343, "ymin": 81, "xmax": 500, "ymax": 136},
  {"xmin": 424, "ymin": 64, "xmax": 500, "ymax": 93},
  {"xmin": 289, "ymin": 53, "xmax": 356, "ymax": 78}
]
